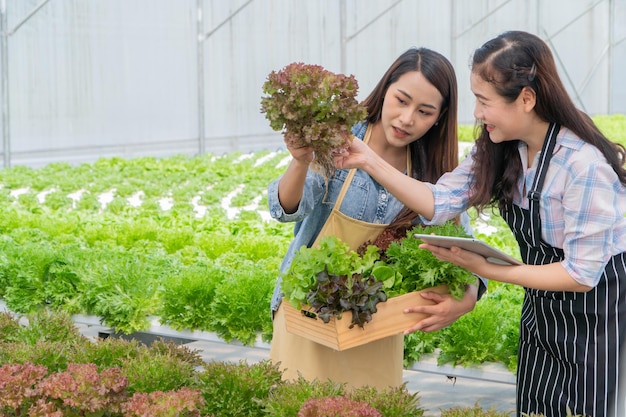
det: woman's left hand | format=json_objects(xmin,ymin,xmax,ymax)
[
  {"xmin": 420, "ymin": 243, "xmax": 490, "ymax": 276},
  {"xmin": 402, "ymin": 284, "xmax": 478, "ymax": 334},
  {"xmin": 333, "ymin": 136, "xmax": 372, "ymax": 170}
]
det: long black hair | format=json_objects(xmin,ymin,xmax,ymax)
[
  {"xmin": 468, "ymin": 31, "xmax": 626, "ymax": 212},
  {"xmin": 362, "ymin": 47, "xmax": 459, "ymax": 225}
]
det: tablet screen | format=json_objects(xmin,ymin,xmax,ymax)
[{"xmin": 413, "ymin": 234, "xmax": 522, "ymax": 266}]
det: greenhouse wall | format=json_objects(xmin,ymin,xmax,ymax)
[{"xmin": 1, "ymin": 0, "xmax": 625, "ymax": 167}]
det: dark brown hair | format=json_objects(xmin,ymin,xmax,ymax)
[
  {"xmin": 468, "ymin": 31, "xmax": 626, "ymax": 212},
  {"xmin": 362, "ymin": 47, "xmax": 459, "ymax": 225}
]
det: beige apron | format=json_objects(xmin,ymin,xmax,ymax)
[
  {"xmin": 311, "ymin": 167, "xmax": 388, "ymax": 251},
  {"xmin": 271, "ymin": 127, "xmax": 410, "ymax": 390}
]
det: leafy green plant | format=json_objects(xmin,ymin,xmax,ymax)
[
  {"xmin": 75, "ymin": 336, "xmax": 145, "ymax": 370},
  {"xmin": 403, "ymin": 283, "xmax": 521, "ymax": 371},
  {"xmin": 0, "ymin": 311, "xmax": 89, "ymax": 371},
  {"xmin": 350, "ymin": 384, "xmax": 424, "ymax": 417},
  {"xmin": 1, "ymin": 239, "xmax": 61, "ymax": 313},
  {"xmin": 284, "ymin": 236, "xmax": 383, "ymax": 307},
  {"xmin": 79, "ymin": 248, "xmax": 167, "ymax": 334},
  {"xmin": 158, "ymin": 263, "xmax": 224, "ymax": 331},
  {"xmin": 440, "ymin": 402, "xmax": 512, "ymax": 416},
  {"xmin": 385, "ymin": 223, "xmax": 477, "ymax": 300},
  {"xmin": 0, "ymin": 339, "xmax": 77, "ymax": 371},
  {"xmin": 148, "ymin": 338, "xmax": 204, "ymax": 368},
  {"xmin": 262, "ymin": 377, "xmax": 347, "ymax": 417},
  {"xmin": 284, "ymin": 236, "xmax": 389, "ymax": 328},
  {"xmin": 260, "ymin": 62, "xmax": 367, "ymax": 178},
  {"xmin": 263, "ymin": 377, "xmax": 423, "ymax": 417},
  {"xmin": 76, "ymin": 336, "xmax": 205, "ymax": 391},
  {"xmin": 119, "ymin": 345, "xmax": 198, "ymax": 395},
  {"xmin": 403, "ymin": 328, "xmax": 443, "ymax": 368},
  {"xmin": 0, "ymin": 312, "xmax": 21, "ymax": 342},
  {"xmin": 208, "ymin": 257, "xmax": 277, "ymax": 344},
  {"xmin": 17, "ymin": 309, "xmax": 85, "ymax": 346},
  {"xmin": 197, "ymin": 359, "xmax": 283, "ymax": 417}
]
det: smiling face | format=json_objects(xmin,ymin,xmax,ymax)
[
  {"xmin": 471, "ymin": 72, "xmax": 529, "ymax": 144},
  {"xmin": 379, "ymin": 71, "xmax": 443, "ymax": 148}
]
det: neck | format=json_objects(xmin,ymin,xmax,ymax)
[
  {"xmin": 369, "ymin": 123, "xmax": 408, "ymax": 172},
  {"xmin": 525, "ymin": 120, "xmax": 551, "ymax": 167}
]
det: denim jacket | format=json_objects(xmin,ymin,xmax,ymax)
[{"xmin": 268, "ymin": 122, "xmax": 483, "ymax": 313}]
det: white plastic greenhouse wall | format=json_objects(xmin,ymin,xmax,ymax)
[{"xmin": 1, "ymin": 0, "xmax": 625, "ymax": 168}]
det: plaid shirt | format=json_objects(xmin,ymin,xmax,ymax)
[{"xmin": 424, "ymin": 127, "xmax": 626, "ymax": 287}]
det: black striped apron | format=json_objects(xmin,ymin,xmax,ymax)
[{"xmin": 501, "ymin": 123, "xmax": 626, "ymax": 417}]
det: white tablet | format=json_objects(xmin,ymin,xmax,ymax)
[{"xmin": 413, "ymin": 234, "xmax": 523, "ymax": 266}]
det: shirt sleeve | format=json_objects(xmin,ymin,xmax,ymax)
[
  {"xmin": 267, "ymin": 170, "xmax": 325, "ymax": 223},
  {"xmin": 419, "ymin": 151, "xmax": 475, "ymax": 225},
  {"xmin": 560, "ymin": 157, "xmax": 625, "ymax": 287}
]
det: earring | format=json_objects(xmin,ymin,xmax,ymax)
[{"xmin": 435, "ymin": 122, "xmax": 439, "ymax": 126}]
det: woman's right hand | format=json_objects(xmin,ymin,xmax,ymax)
[{"xmin": 287, "ymin": 143, "xmax": 315, "ymax": 166}]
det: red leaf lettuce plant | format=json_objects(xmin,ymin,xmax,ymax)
[
  {"xmin": 298, "ymin": 396, "xmax": 382, "ymax": 417},
  {"xmin": 0, "ymin": 362, "xmax": 204, "ymax": 417},
  {"xmin": 260, "ymin": 62, "xmax": 367, "ymax": 179}
]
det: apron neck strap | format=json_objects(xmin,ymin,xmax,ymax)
[
  {"xmin": 527, "ymin": 122, "xmax": 560, "ymax": 246},
  {"xmin": 335, "ymin": 124, "xmax": 373, "ymax": 206}
]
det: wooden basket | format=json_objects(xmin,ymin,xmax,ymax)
[{"xmin": 282, "ymin": 285, "xmax": 448, "ymax": 351}]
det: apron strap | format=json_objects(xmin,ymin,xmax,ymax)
[
  {"xmin": 334, "ymin": 125, "xmax": 373, "ymax": 208},
  {"xmin": 335, "ymin": 168, "xmax": 357, "ymax": 206},
  {"xmin": 528, "ymin": 122, "xmax": 560, "ymax": 246}
]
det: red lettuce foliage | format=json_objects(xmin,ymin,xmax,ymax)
[
  {"xmin": 260, "ymin": 62, "xmax": 367, "ymax": 178},
  {"xmin": 0, "ymin": 362, "xmax": 204, "ymax": 417},
  {"xmin": 123, "ymin": 388, "xmax": 205, "ymax": 417},
  {"xmin": 298, "ymin": 395, "xmax": 382, "ymax": 417},
  {"xmin": 34, "ymin": 363, "xmax": 127, "ymax": 415},
  {"xmin": 0, "ymin": 362, "xmax": 48, "ymax": 410},
  {"xmin": 306, "ymin": 268, "xmax": 387, "ymax": 329}
]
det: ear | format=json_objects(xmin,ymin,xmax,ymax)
[{"xmin": 520, "ymin": 86, "xmax": 536, "ymax": 112}]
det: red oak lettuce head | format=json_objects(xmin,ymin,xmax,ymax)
[{"xmin": 261, "ymin": 62, "xmax": 367, "ymax": 178}]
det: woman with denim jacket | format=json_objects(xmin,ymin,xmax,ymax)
[{"xmin": 267, "ymin": 47, "xmax": 485, "ymax": 389}]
